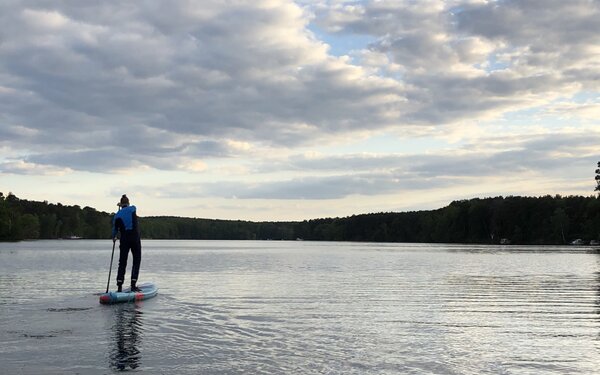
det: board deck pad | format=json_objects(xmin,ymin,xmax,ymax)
[{"xmin": 99, "ymin": 282, "xmax": 158, "ymax": 304}]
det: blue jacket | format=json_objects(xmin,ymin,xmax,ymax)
[{"xmin": 112, "ymin": 205, "xmax": 138, "ymax": 238}]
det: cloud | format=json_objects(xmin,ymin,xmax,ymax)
[
  {"xmin": 540, "ymin": 101, "xmax": 600, "ymax": 121},
  {"xmin": 16, "ymin": 136, "xmax": 250, "ymax": 173},
  {"xmin": 314, "ymin": 0, "xmax": 600, "ymax": 124},
  {"xmin": 257, "ymin": 129, "xmax": 599, "ymax": 173},
  {"xmin": 133, "ymin": 129, "xmax": 600, "ymax": 201},
  {"xmin": 0, "ymin": 0, "xmax": 407, "ymax": 173},
  {"xmin": 0, "ymin": 0, "xmax": 598, "ymax": 188},
  {"xmin": 143, "ymin": 172, "xmax": 452, "ymax": 200},
  {"xmin": 0, "ymin": 160, "xmax": 70, "ymax": 175}
]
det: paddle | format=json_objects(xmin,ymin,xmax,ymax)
[{"xmin": 106, "ymin": 239, "xmax": 116, "ymax": 293}]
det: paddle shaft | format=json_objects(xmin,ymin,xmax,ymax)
[{"xmin": 106, "ymin": 240, "xmax": 116, "ymax": 293}]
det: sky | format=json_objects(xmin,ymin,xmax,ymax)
[{"xmin": 1, "ymin": 0, "xmax": 599, "ymax": 221}]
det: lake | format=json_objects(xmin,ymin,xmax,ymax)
[{"xmin": 1, "ymin": 240, "xmax": 599, "ymax": 374}]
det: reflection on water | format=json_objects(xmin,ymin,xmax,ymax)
[
  {"xmin": 110, "ymin": 304, "xmax": 144, "ymax": 371},
  {"xmin": 2, "ymin": 241, "xmax": 600, "ymax": 374}
]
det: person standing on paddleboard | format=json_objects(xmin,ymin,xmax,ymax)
[{"xmin": 112, "ymin": 194, "xmax": 142, "ymax": 292}]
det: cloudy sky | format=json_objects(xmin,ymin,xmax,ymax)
[{"xmin": 1, "ymin": 0, "xmax": 599, "ymax": 220}]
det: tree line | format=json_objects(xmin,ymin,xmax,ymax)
[
  {"xmin": 1, "ymin": 192, "xmax": 599, "ymax": 244},
  {"xmin": 0, "ymin": 192, "xmax": 111, "ymax": 240}
]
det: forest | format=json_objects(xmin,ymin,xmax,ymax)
[{"xmin": 1, "ymin": 192, "xmax": 599, "ymax": 245}]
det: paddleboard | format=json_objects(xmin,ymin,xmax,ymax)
[{"xmin": 99, "ymin": 282, "xmax": 158, "ymax": 304}]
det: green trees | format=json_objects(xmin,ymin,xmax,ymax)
[
  {"xmin": 550, "ymin": 208, "xmax": 568, "ymax": 244},
  {"xmin": 0, "ymin": 193, "xmax": 21, "ymax": 240},
  {"xmin": 0, "ymin": 193, "xmax": 12, "ymax": 239},
  {"xmin": 1, "ymin": 192, "xmax": 600, "ymax": 244},
  {"xmin": 18, "ymin": 214, "xmax": 40, "ymax": 240},
  {"xmin": 596, "ymin": 161, "xmax": 600, "ymax": 194},
  {"xmin": 0, "ymin": 193, "xmax": 111, "ymax": 241},
  {"xmin": 298, "ymin": 196, "xmax": 600, "ymax": 245}
]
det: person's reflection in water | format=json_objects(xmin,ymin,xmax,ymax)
[{"xmin": 110, "ymin": 304, "xmax": 144, "ymax": 371}]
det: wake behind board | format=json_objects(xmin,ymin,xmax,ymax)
[{"xmin": 99, "ymin": 282, "xmax": 158, "ymax": 304}]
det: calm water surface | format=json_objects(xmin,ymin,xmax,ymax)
[{"xmin": 1, "ymin": 240, "xmax": 600, "ymax": 374}]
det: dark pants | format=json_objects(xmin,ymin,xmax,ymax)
[{"xmin": 116, "ymin": 231, "xmax": 142, "ymax": 286}]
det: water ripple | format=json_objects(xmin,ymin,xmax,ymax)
[{"xmin": 2, "ymin": 241, "xmax": 600, "ymax": 374}]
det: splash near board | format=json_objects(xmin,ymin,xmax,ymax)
[{"xmin": 99, "ymin": 282, "xmax": 158, "ymax": 304}]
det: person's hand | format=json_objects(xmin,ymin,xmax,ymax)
[{"xmin": 113, "ymin": 237, "xmax": 117, "ymax": 243}]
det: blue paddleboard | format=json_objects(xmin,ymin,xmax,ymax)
[{"xmin": 99, "ymin": 282, "xmax": 158, "ymax": 304}]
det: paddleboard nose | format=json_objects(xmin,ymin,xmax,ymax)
[{"xmin": 99, "ymin": 291, "xmax": 117, "ymax": 304}]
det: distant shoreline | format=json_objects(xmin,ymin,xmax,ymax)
[{"xmin": 2, "ymin": 193, "xmax": 599, "ymax": 245}]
